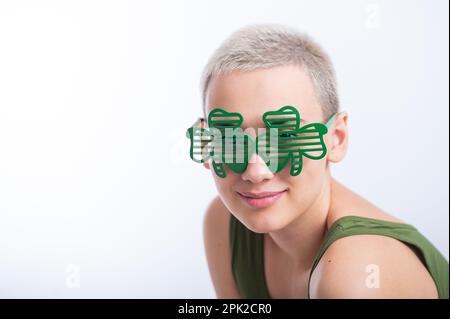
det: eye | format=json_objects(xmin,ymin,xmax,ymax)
[{"xmin": 280, "ymin": 132, "xmax": 295, "ymax": 138}]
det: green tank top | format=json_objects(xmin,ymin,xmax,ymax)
[{"xmin": 229, "ymin": 214, "xmax": 449, "ymax": 299}]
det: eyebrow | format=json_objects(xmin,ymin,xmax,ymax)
[
  {"xmin": 268, "ymin": 118, "xmax": 306, "ymax": 124},
  {"xmin": 202, "ymin": 118, "xmax": 306, "ymax": 128}
]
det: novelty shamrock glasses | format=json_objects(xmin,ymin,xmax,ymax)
[{"xmin": 186, "ymin": 106, "xmax": 337, "ymax": 178}]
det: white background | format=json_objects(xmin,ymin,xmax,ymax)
[{"xmin": 0, "ymin": 0, "xmax": 448, "ymax": 298}]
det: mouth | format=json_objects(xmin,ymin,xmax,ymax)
[{"xmin": 237, "ymin": 190, "xmax": 287, "ymax": 209}]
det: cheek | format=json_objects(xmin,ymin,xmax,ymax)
[
  {"xmin": 304, "ymin": 155, "xmax": 328, "ymax": 172},
  {"xmin": 283, "ymin": 158, "xmax": 327, "ymax": 202},
  {"xmin": 211, "ymin": 173, "xmax": 250, "ymax": 223},
  {"xmin": 280, "ymin": 156, "xmax": 327, "ymax": 181},
  {"xmin": 212, "ymin": 172, "xmax": 239, "ymax": 200}
]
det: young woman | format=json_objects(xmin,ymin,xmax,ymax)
[{"xmin": 195, "ymin": 24, "xmax": 448, "ymax": 299}]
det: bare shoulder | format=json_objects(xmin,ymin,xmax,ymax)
[
  {"xmin": 203, "ymin": 196, "xmax": 241, "ymax": 298},
  {"xmin": 309, "ymin": 232, "xmax": 438, "ymax": 298},
  {"xmin": 311, "ymin": 179, "xmax": 439, "ymax": 298}
]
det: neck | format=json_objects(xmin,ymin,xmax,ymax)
[{"xmin": 267, "ymin": 174, "xmax": 333, "ymax": 269}]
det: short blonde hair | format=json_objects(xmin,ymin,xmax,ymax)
[{"xmin": 200, "ymin": 24, "xmax": 339, "ymax": 120}]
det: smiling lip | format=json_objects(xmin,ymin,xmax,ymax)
[{"xmin": 237, "ymin": 190, "xmax": 287, "ymax": 209}]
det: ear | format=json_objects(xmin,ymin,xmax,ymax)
[{"xmin": 327, "ymin": 112, "xmax": 349, "ymax": 163}]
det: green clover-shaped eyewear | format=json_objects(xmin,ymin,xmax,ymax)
[{"xmin": 186, "ymin": 106, "xmax": 337, "ymax": 178}]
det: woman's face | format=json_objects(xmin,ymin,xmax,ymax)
[{"xmin": 205, "ymin": 65, "xmax": 332, "ymax": 233}]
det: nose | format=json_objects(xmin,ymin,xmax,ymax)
[{"xmin": 241, "ymin": 152, "xmax": 274, "ymax": 183}]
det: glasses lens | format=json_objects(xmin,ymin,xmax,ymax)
[
  {"xmin": 209, "ymin": 109, "xmax": 254, "ymax": 174},
  {"xmin": 258, "ymin": 125, "xmax": 328, "ymax": 174}
]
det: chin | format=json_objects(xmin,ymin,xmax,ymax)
[{"xmin": 237, "ymin": 206, "xmax": 292, "ymax": 234}]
